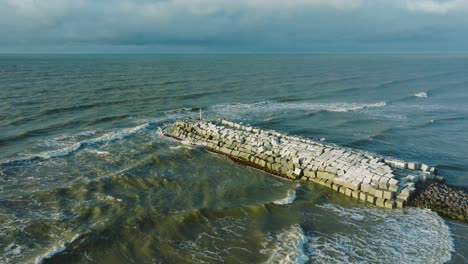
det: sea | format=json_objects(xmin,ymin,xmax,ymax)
[{"xmin": 0, "ymin": 54, "xmax": 467, "ymax": 263}]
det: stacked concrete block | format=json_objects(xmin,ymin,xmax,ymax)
[{"xmin": 166, "ymin": 119, "xmax": 441, "ymax": 209}]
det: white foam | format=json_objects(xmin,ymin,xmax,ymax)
[
  {"xmin": 414, "ymin": 92, "xmax": 428, "ymax": 98},
  {"xmin": 87, "ymin": 150, "xmax": 111, "ymax": 156},
  {"xmin": 2, "ymin": 243, "xmax": 22, "ymax": 258},
  {"xmin": 34, "ymin": 245, "xmax": 66, "ymax": 264},
  {"xmin": 273, "ymin": 189, "xmax": 297, "ymax": 205},
  {"xmin": 34, "ymin": 234, "xmax": 81, "ymax": 264},
  {"xmin": 211, "ymin": 101, "xmax": 387, "ymax": 120},
  {"xmin": 170, "ymin": 145, "xmax": 195, "ymax": 150},
  {"xmin": 264, "ymin": 224, "xmax": 309, "ymax": 264},
  {"xmin": 1, "ymin": 123, "xmax": 152, "ymax": 165},
  {"xmin": 310, "ymin": 204, "xmax": 454, "ymax": 263}
]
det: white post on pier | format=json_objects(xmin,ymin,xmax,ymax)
[{"xmin": 199, "ymin": 108, "xmax": 202, "ymax": 121}]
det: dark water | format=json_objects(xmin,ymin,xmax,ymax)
[{"xmin": 0, "ymin": 54, "xmax": 467, "ymax": 263}]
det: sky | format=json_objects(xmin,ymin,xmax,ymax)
[{"xmin": 1, "ymin": 0, "xmax": 468, "ymax": 53}]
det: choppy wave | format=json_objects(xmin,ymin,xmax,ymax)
[
  {"xmin": 414, "ymin": 92, "xmax": 428, "ymax": 98},
  {"xmin": 310, "ymin": 204, "xmax": 454, "ymax": 263},
  {"xmin": 264, "ymin": 224, "xmax": 309, "ymax": 264},
  {"xmin": 0, "ymin": 123, "xmax": 154, "ymax": 166}
]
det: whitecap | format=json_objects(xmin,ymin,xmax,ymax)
[
  {"xmin": 170, "ymin": 145, "xmax": 194, "ymax": 150},
  {"xmin": 87, "ymin": 150, "xmax": 111, "ymax": 156},
  {"xmin": 263, "ymin": 224, "xmax": 309, "ymax": 264},
  {"xmin": 1, "ymin": 123, "xmax": 153, "ymax": 166},
  {"xmin": 211, "ymin": 101, "xmax": 387, "ymax": 120},
  {"xmin": 34, "ymin": 245, "xmax": 66, "ymax": 264},
  {"xmin": 310, "ymin": 204, "xmax": 454, "ymax": 263},
  {"xmin": 414, "ymin": 92, "xmax": 428, "ymax": 98},
  {"xmin": 34, "ymin": 234, "xmax": 81, "ymax": 264},
  {"xmin": 273, "ymin": 189, "xmax": 297, "ymax": 205},
  {"xmin": 2, "ymin": 243, "xmax": 22, "ymax": 258}
]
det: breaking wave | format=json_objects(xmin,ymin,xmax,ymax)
[
  {"xmin": 34, "ymin": 234, "xmax": 81, "ymax": 264},
  {"xmin": 0, "ymin": 123, "xmax": 154, "ymax": 166},
  {"xmin": 264, "ymin": 224, "xmax": 309, "ymax": 264},
  {"xmin": 414, "ymin": 92, "xmax": 428, "ymax": 98},
  {"xmin": 212, "ymin": 101, "xmax": 387, "ymax": 119},
  {"xmin": 211, "ymin": 101, "xmax": 387, "ymax": 120},
  {"xmin": 310, "ymin": 204, "xmax": 454, "ymax": 263},
  {"xmin": 273, "ymin": 188, "xmax": 297, "ymax": 205}
]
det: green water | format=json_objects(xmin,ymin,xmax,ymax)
[{"xmin": 0, "ymin": 54, "xmax": 467, "ymax": 263}]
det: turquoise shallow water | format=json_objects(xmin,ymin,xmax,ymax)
[{"xmin": 0, "ymin": 54, "xmax": 467, "ymax": 263}]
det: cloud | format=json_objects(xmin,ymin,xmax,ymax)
[
  {"xmin": 0, "ymin": 0, "xmax": 467, "ymax": 52},
  {"xmin": 405, "ymin": 0, "xmax": 468, "ymax": 14}
]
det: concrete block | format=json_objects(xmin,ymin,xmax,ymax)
[
  {"xmin": 359, "ymin": 192, "xmax": 368, "ymax": 201},
  {"xmin": 420, "ymin": 164, "xmax": 430, "ymax": 172},
  {"xmin": 383, "ymin": 191, "xmax": 395, "ymax": 200},
  {"xmin": 374, "ymin": 189, "xmax": 384, "ymax": 198},
  {"xmin": 294, "ymin": 168, "xmax": 303, "ymax": 176},
  {"xmin": 332, "ymin": 177, "xmax": 343, "ymax": 186},
  {"xmin": 317, "ymin": 171, "xmax": 329, "ymax": 179},
  {"xmin": 401, "ymin": 187, "xmax": 415, "ymax": 197},
  {"xmin": 367, "ymin": 195, "xmax": 377, "ymax": 204},
  {"xmin": 345, "ymin": 188, "xmax": 353, "ymax": 197},
  {"xmin": 376, "ymin": 198, "xmax": 386, "ymax": 207},
  {"xmin": 361, "ymin": 183, "xmax": 370, "ymax": 193},
  {"xmin": 396, "ymin": 198, "xmax": 406, "ymax": 208},
  {"xmin": 332, "ymin": 184, "xmax": 341, "ymax": 191},
  {"xmin": 407, "ymin": 162, "xmax": 420, "ymax": 170},
  {"xmin": 352, "ymin": 190, "xmax": 360, "ymax": 199},
  {"xmin": 349, "ymin": 181, "xmax": 361, "ymax": 191},
  {"xmin": 406, "ymin": 175, "xmax": 419, "ymax": 182},
  {"xmin": 388, "ymin": 184, "xmax": 398, "ymax": 192},
  {"xmin": 292, "ymin": 157, "xmax": 303, "ymax": 164},
  {"xmin": 379, "ymin": 177, "xmax": 389, "ymax": 190},
  {"xmin": 384, "ymin": 199, "xmax": 396, "ymax": 209},
  {"xmin": 304, "ymin": 169, "xmax": 316, "ymax": 178},
  {"xmin": 396, "ymin": 161, "xmax": 408, "ymax": 169},
  {"xmin": 388, "ymin": 178, "xmax": 398, "ymax": 186}
]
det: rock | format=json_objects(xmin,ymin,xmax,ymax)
[
  {"xmin": 294, "ymin": 168, "xmax": 303, "ymax": 177},
  {"xmin": 420, "ymin": 164, "xmax": 430, "ymax": 172},
  {"xmin": 367, "ymin": 195, "xmax": 377, "ymax": 204},
  {"xmin": 384, "ymin": 199, "xmax": 396, "ymax": 209},
  {"xmin": 407, "ymin": 162, "xmax": 420, "ymax": 170},
  {"xmin": 383, "ymin": 191, "xmax": 395, "ymax": 200},
  {"xmin": 376, "ymin": 198, "xmax": 386, "ymax": 207},
  {"xmin": 167, "ymin": 120, "xmax": 453, "ymax": 212}
]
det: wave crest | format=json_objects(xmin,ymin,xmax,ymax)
[
  {"xmin": 211, "ymin": 101, "xmax": 387, "ymax": 120},
  {"xmin": 0, "ymin": 123, "xmax": 153, "ymax": 166},
  {"xmin": 310, "ymin": 204, "xmax": 454, "ymax": 263},
  {"xmin": 414, "ymin": 92, "xmax": 428, "ymax": 98},
  {"xmin": 264, "ymin": 224, "xmax": 309, "ymax": 264}
]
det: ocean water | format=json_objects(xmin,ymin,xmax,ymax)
[{"xmin": 0, "ymin": 54, "xmax": 467, "ymax": 263}]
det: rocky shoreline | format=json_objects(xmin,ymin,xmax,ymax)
[
  {"xmin": 409, "ymin": 181, "xmax": 468, "ymax": 222},
  {"xmin": 165, "ymin": 119, "xmax": 467, "ymax": 222}
]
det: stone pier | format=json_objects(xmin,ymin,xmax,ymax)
[{"xmin": 165, "ymin": 119, "xmax": 467, "ymax": 220}]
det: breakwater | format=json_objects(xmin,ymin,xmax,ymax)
[{"xmin": 165, "ymin": 119, "xmax": 467, "ymax": 220}]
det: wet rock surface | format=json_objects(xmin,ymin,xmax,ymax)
[{"xmin": 409, "ymin": 181, "xmax": 468, "ymax": 222}]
